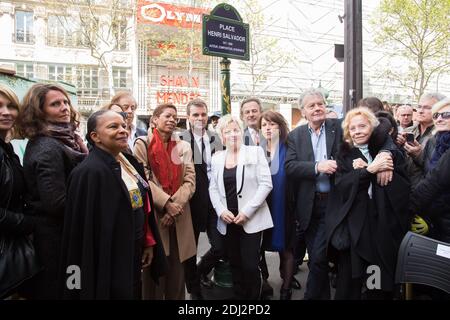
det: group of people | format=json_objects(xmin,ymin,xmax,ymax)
[{"xmin": 1, "ymin": 82, "xmax": 449, "ymax": 300}]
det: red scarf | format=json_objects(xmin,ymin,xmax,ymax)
[{"xmin": 147, "ymin": 128, "xmax": 182, "ymax": 195}]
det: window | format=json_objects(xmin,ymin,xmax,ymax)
[
  {"xmin": 76, "ymin": 67, "xmax": 99, "ymax": 97},
  {"xmin": 48, "ymin": 65, "xmax": 74, "ymax": 84},
  {"xmin": 113, "ymin": 68, "xmax": 128, "ymax": 89},
  {"xmin": 16, "ymin": 62, "xmax": 34, "ymax": 78},
  {"xmin": 47, "ymin": 15, "xmax": 88, "ymax": 48},
  {"xmin": 113, "ymin": 20, "xmax": 128, "ymax": 50},
  {"xmin": 15, "ymin": 11, "xmax": 34, "ymax": 43}
]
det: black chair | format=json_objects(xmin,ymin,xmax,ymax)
[{"xmin": 396, "ymin": 231, "xmax": 450, "ymax": 295}]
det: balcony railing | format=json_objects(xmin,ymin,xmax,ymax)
[{"xmin": 13, "ymin": 32, "xmax": 35, "ymax": 44}]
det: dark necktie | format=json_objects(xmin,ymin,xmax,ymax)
[{"xmin": 201, "ymin": 138, "xmax": 207, "ymax": 172}]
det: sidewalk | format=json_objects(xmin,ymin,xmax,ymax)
[{"xmin": 190, "ymin": 233, "xmax": 309, "ymax": 300}]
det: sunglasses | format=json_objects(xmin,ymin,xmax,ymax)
[{"xmin": 432, "ymin": 111, "xmax": 450, "ymax": 120}]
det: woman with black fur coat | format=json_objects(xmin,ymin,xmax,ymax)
[{"xmin": 325, "ymin": 107, "xmax": 411, "ymax": 299}]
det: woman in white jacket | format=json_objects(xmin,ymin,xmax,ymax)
[{"xmin": 209, "ymin": 114, "xmax": 273, "ymax": 299}]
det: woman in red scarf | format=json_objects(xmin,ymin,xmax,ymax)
[{"xmin": 134, "ymin": 103, "xmax": 196, "ymax": 300}]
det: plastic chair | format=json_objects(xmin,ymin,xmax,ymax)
[{"xmin": 395, "ymin": 231, "xmax": 450, "ymax": 296}]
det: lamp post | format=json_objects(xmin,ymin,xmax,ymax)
[
  {"xmin": 220, "ymin": 57, "xmax": 231, "ymax": 115},
  {"xmin": 343, "ymin": 0, "xmax": 363, "ymax": 113}
]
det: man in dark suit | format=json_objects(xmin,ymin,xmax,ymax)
[
  {"xmin": 179, "ymin": 99, "xmax": 224, "ymax": 300},
  {"xmin": 285, "ymin": 88, "xmax": 342, "ymax": 300},
  {"xmin": 240, "ymin": 97, "xmax": 276, "ymax": 298},
  {"xmin": 241, "ymin": 97, "xmax": 263, "ymax": 146}
]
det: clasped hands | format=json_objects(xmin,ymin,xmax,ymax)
[
  {"xmin": 220, "ymin": 210, "xmax": 248, "ymax": 226},
  {"xmin": 161, "ymin": 200, "xmax": 184, "ymax": 227},
  {"xmin": 352, "ymin": 152, "xmax": 394, "ymax": 186}
]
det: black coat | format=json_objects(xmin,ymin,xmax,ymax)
[
  {"xmin": 59, "ymin": 147, "xmax": 166, "ymax": 299},
  {"xmin": 325, "ymin": 140, "xmax": 411, "ymax": 291},
  {"xmin": 179, "ymin": 129, "xmax": 223, "ymax": 233},
  {"xmin": 0, "ymin": 139, "xmax": 33, "ymax": 236},
  {"xmin": 0, "ymin": 139, "xmax": 38, "ymax": 298},
  {"xmin": 23, "ymin": 136, "xmax": 86, "ymax": 299},
  {"xmin": 285, "ymin": 118, "xmax": 343, "ymax": 231},
  {"xmin": 410, "ymin": 148, "xmax": 450, "ymax": 242}
]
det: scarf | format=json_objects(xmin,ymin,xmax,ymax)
[
  {"xmin": 147, "ymin": 128, "xmax": 182, "ymax": 195},
  {"xmin": 46, "ymin": 122, "xmax": 88, "ymax": 154},
  {"xmin": 117, "ymin": 153, "xmax": 142, "ymax": 210},
  {"xmin": 429, "ymin": 131, "xmax": 450, "ymax": 170},
  {"xmin": 355, "ymin": 143, "xmax": 373, "ymax": 199},
  {"xmin": 269, "ymin": 142, "xmax": 286, "ymax": 251}
]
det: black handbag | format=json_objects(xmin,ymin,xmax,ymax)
[
  {"xmin": 331, "ymin": 220, "xmax": 351, "ymax": 251},
  {"xmin": 0, "ymin": 234, "xmax": 41, "ymax": 298}
]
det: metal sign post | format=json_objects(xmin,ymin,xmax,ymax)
[{"xmin": 203, "ymin": 3, "xmax": 250, "ymax": 115}]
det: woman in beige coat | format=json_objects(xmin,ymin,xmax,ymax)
[{"xmin": 134, "ymin": 103, "xmax": 196, "ymax": 300}]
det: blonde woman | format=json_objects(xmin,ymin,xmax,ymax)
[
  {"xmin": 414, "ymin": 98, "xmax": 450, "ymax": 242},
  {"xmin": 209, "ymin": 114, "xmax": 273, "ymax": 299},
  {"xmin": 325, "ymin": 107, "xmax": 410, "ymax": 299}
]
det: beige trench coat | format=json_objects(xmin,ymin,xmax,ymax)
[{"xmin": 134, "ymin": 131, "xmax": 196, "ymax": 263}]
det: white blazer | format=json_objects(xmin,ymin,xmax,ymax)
[{"xmin": 209, "ymin": 144, "xmax": 273, "ymax": 235}]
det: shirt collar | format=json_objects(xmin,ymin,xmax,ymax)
[
  {"xmin": 192, "ymin": 130, "xmax": 208, "ymax": 142},
  {"xmin": 308, "ymin": 122, "xmax": 325, "ymax": 135}
]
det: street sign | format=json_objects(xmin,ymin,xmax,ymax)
[{"xmin": 202, "ymin": 4, "xmax": 249, "ymax": 61}]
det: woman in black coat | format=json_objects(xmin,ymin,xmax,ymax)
[
  {"xmin": 59, "ymin": 110, "xmax": 165, "ymax": 299},
  {"xmin": 17, "ymin": 84, "xmax": 88, "ymax": 299},
  {"xmin": 412, "ymin": 98, "xmax": 450, "ymax": 242},
  {"xmin": 0, "ymin": 85, "xmax": 39, "ymax": 298},
  {"xmin": 326, "ymin": 107, "xmax": 411, "ymax": 299}
]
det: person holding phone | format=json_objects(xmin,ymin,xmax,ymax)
[
  {"xmin": 396, "ymin": 93, "xmax": 446, "ymax": 187},
  {"xmin": 410, "ymin": 98, "xmax": 450, "ymax": 242}
]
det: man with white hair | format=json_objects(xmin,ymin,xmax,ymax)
[
  {"xmin": 397, "ymin": 92, "xmax": 447, "ymax": 186},
  {"xmin": 285, "ymin": 88, "xmax": 342, "ymax": 300}
]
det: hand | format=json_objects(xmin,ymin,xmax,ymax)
[
  {"xmin": 233, "ymin": 212, "xmax": 249, "ymax": 226},
  {"xmin": 376, "ymin": 170, "xmax": 393, "ymax": 186},
  {"xmin": 352, "ymin": 158, "xmax": 368, "ymax": 170},
  {"xmin": 411, "ymin": 215, "xmax": 429, "ymax": 235},
  {"xmin": 220, "ymin": 210, "xmax": 235, "ymax": 224},
  {"xmin": 164, "ymin": 200, "xmax": 183, "ymax": 218},
  {"xmin": 367, "ymin": 153, "xmax": 393, "ymax": 174},
  {"xmin": 317, "ymin": 160, "xmax": 338, "ymax": 175},
  {"xmin": 161, "ymin": 213, "xmax": 175, "ymax": 227},
  {"xmin": 396, "ymin": 133, "xmax": 406, "ymax": 147},
  {"xmin": 403, "ymin": 140, "xmax": 422, "ymax": 158},
  {"xmin": 141, "ymin": 246, "xmax": 154, "ymax": 268}
]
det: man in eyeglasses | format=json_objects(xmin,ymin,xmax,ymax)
[
  {"xmin": 397, "ymin": 92, "xmax": 447, "ymax": 186},
  {"xmin": 111, "ymin": 91, "xmax": 147, "ymax": 150},
  {"xmin": 396, "ymin": 104, "xmax": 414, "ymax": 133}
]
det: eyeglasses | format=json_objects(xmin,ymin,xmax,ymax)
[
  {"xmin": 121, "ymin": 104, "xmax": 137, "ymax": 112},
  {"xmin": 416, "ymin": 105, "xmax": 432, "ymax": 110},
  {"xmin": 432, "ymin": 111, "xmax": 450, "ymax": 120}
]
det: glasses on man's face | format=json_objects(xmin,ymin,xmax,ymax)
[
  {"xmin": 432, "ymin": 111, "xmax": 450, "ymax": 120},
  {"xmin": 121, "ymin": 104, "xmax": 137, "ymax": 112},
  {"xmin": 416, "ymin": 105, "xmax": 432, "ymax": 111}
]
